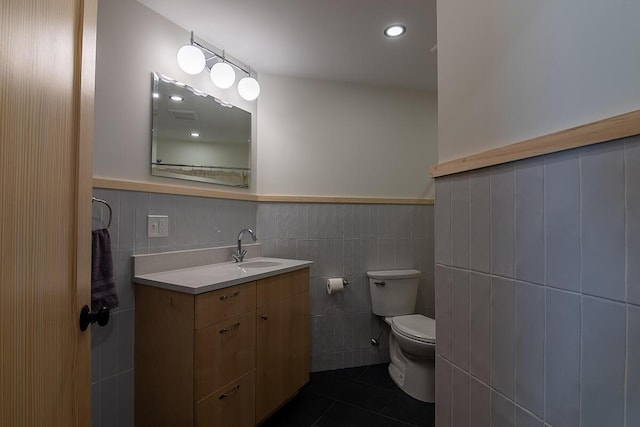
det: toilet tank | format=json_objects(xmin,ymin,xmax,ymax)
[{"xmin": 367, "ymin": 269, "xmax": 421, "ymax": 316}]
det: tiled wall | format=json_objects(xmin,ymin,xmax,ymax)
[
  {"xmin": 257, "ymin": 203, "xmax": 435, "ymax": 371},
  {"xmin": 434, "ymin": 135, "xmax": 640, "ymax": 427},
  {"xmin": 90, "ymin": 191, "xmax": 434, "ymax": 427},
  {"xmin": 90, "ymin": 188, "xmax": 257, "ymax": 427}
]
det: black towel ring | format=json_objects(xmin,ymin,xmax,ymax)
[{"xmin": 92, "ymin": 197, "xmax": 113, "ymax": 228}]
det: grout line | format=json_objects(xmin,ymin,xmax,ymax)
[
  {"xmin": 624, "ymin": 139, "xmax": 629, "ymax": 427},
  {"xmin": 310, "ymin": 400, "xmax": 336, "ymax": 427},
  {"xmin": 542, "ymin": 149, "xmax": 548, "ymax": 423},
  {"xmin": 578, "ymin": 149, "xmax": 584, "ymax": 427}
]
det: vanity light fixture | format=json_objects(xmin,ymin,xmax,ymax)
[
  {"xmin": 384, "ymin": 24, "xmax": 406, "ymax": 38},
  {"xmin": 177, "ymin": 31, "xmax": 260, "ymax": 101},
  {"xmin": 170, "ymin": 95, "xmax": 183, "ymax": 102}
]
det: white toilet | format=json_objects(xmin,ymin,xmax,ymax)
[{"xmin": 367, "ymin": 269, "xmax": 436, "ymax": 403}]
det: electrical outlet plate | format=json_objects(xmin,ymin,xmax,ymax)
[{"xmin": 148, "ymin": 215, "xmax": 169, "ymax": 237}]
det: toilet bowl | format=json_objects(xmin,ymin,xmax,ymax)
[
  {"xmin": 386, "ymin": 315, "xmax": 435, "ymax": 402},
  {"xmin": 367, "ymin": 269, "xmax": 436, "ymax": 403}
]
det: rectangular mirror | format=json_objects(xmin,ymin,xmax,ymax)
[{"xmin": 151, "ymin": 72, "xmax": 251, "ymax": 188}]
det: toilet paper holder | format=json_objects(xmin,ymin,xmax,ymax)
[
  {"xmin": 327, "ymin": 277, "xmax": 350, "ymax": 286},
  {"xmin": 326, "ymin": 277, "xmax": 350, "ymax": 295}
]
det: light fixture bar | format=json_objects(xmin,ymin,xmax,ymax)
[{"xmin": 189, "ymin": 32, "xmax": 251, "ymax": 76}]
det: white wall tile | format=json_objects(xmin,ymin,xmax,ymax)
[
  {"xmin": 435, "ymin": 177, "xmax": 452, "ymax": 265},
  {"xmin": 581, "ymin": 296, "xmax": 626, "ymax": 427},
  {"xmin": 515, "ymin": 282, "xmax": 544, "ymax": 417},
  {"xmin": 469, "ymin": 170, "xmax": 491, "ymax": 273},
  {"xmin": 626, "ymin": 137, "xmax": 640, "ymax": 305},
  {"xmin": 580, "ymin": 141, "xmax": 625, "ymax": 301},
  {"xmin": 452, "ymin": 365, "xmax": 470, "ymax": 427},
  {"xmin": 545, "ymin": 288, "xmax": 580, "ymax": 427},
  {"xmin": 469, "ymin": 376, "xmax": 490, "ymax": 427},
  {"xmin": 515, "ymin": 159, "xmax": 545, "ymax": 285},
  {"xmin": 469, "ymin": 272, "xmax": 491, "ymax": 384},
  {"xmin": 545, "ymin": 150, "xmax": 580, "ymax": 292},
  {"xmin": 491, "ymin": 390, "xmax": 514, "ymax": 427},
  {"xmin": 452, "ymin": 268, "xmax": 470, "ymax": 371},
  {"xmin": 436, "ymin": 265, "xmax": 453, "ymax": 360},
  {"xmin": 436, "ymin": 355, "xmax": 453, "ymax": 427},
  {"xmin": 451, "ymin": 174, "xmax": 470, "ymax": 269},
  {"xmin": 491, "ymin": 277, "xmax": 515, "ymax": 398},
  {"xmin": 627, "ymin": 304, "xmax": 640, "ymax": 427}
]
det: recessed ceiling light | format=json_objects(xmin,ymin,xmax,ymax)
[
  {"xmin": 384, "ymin": 24, "xmax": 406, "ymax": 38},
  {"xmin": 190, "ymin": 132, "xmax": 200, "ymax": 137},
  {"xmin": 152, "ymin": 93, "xmax": 160, "ymax": 98},
  {"xmin": 170, "ymin": 95, "xmax": 183, "ymax": 102}
]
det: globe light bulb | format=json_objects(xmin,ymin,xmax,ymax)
[
  {"xmin": 177, "ymin": 45, "xmax": 205, "ymax": 75},
  {"xmin": 237, "ymin": 76, "xmax": 261, "ymax": 101},
  {"xmin": 210, "ymin": 62, "xmax": 236, "ymax": 89}
]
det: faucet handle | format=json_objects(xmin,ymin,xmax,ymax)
[{"xmin": 232, "ymin": 249, "xmax": 248, "ymax": 263}]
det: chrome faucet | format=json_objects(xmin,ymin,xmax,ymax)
[{"xmin": 232, "ymin": 228, "xmax": 257, "ymax": 262}]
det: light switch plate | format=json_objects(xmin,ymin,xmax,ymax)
[{"xmin": 148, "ymin": 215, "xmax": 169, "ymax": 237}]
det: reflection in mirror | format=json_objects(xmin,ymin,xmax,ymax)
[{"xmin": 151, "ymin": 72, "xmax": 251, "ymax": 187}]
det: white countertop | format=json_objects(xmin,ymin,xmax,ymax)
[{"xmin": 133, "ymin": 257, "xmax": 313, "ymax": 295}]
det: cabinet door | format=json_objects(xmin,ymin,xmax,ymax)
[{"xmin": 255, "ymin": 291, "xmax": 309, "ymax": 422}]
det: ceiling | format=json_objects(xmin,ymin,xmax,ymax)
[{"xmin": 137, "ymin": 0, "xmax": 438, "ymax": 91}]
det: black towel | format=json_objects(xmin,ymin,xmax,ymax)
[{"xmin": 91, "ymin": 228, "xmax": 119, "ymax": 311}]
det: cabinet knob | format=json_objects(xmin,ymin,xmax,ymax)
[{"xmin": 261, "ymin": 314, "xmax": 268, "ymax": 320}]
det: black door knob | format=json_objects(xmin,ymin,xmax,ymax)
[{"xmin": 79, "ymin": 305, "xmax": 110, "ymax": 331}]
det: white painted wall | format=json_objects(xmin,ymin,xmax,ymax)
[
  {"xmin": 156, "ymin": 138, "xmax": 249, "ymax": 168},
  {"xmin": 95, "ymin": 0, "xmax": 438, "ymax": 198},
  {"xmin": 437, "ymin": 0, "xmax": 640, "ymax": 162},
  {"xmin": 256, "ymin": 74, "xmax": 437, "ymax": 198},
  {"xmin": 94, "ymin": 0, "xmax": 257, "ymax": 191}
]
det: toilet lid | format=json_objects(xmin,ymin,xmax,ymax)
[
  {"xmin": 391, "ymin": 314, "xmax": 436, "ymax": 344},
  {"xmin": 367, "ymin": 269, "xmax": 421, "ymax": 280}
]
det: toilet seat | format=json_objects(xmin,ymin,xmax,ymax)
[{"xmin": 390, "ymin": 314, "xmax": 436, "ymax": 344}]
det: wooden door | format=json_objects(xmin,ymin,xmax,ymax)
[{"xmin": 0, "ymin": 0, "xmax": 96, "ymax": 425}]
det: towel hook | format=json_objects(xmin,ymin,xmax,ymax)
[{"xmin": 92, "ymin": 197, "xmax": 112, "ymax": 228}]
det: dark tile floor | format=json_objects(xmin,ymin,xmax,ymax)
[{"xmin": 260, "ymin": 363, "xmax": 435, "ymax": 427}]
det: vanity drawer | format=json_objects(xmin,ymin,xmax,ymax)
[
  {"xmin": 195, "ymin": 281, "xmax": 256, "ymax": 330},
  {"xmin": 195, "ymin": 370, "xmax": 255, "ymax": 427},
  {"xmin": 194, "ymin": 310, "xmax": 256, "ymax": 401}
]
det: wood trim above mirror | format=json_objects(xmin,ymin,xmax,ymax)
[{"xmin": 93, "ymin": 178, "xmax": 433, "ymax": 204}]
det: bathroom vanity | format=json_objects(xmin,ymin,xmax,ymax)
[{"xmin": 132, "ymin": 249, "xmax": 311, "ymax": 427}]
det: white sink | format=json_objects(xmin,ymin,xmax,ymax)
[{"xmin": 239, "ymin": 261, "xmax": 282, "ymax": 268}]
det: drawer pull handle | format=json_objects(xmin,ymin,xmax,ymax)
[
  {"xmin": 374, "ymin": 281, "xmax": 386, "ymax": 286},
  {"xmin": 219, "ymin": 384, "xmax": 240, "ymax": 399},
  {"xmin": 261, "ymin": 314, "xmax": 268, "ymax": 320},
  {"xmin": 219, "ymin": 291, "xmax": 240, "ymax": 301},
  {"xmin": 219, "ymin": 322, "xmax": 241, "ymax": 334}
]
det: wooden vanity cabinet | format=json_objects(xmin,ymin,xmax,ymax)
[{"xmin": 135, "ymin": 268, "xmax": 310, "ymax": 427}]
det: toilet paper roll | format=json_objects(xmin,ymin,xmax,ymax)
[{"xmin": 326, "ymin": 278, "xmax": 344, "ymax": 295}]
